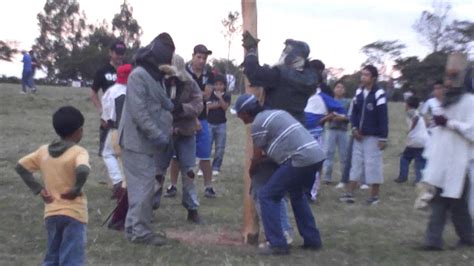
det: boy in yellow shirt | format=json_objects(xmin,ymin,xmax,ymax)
[{"xmin": 15, "ymin": 106, "xmax": 90, "ymax": 265}]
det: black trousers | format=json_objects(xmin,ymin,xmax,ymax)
[{"xmin": 425, "ymin": 179, "xmax": 472, "ymax": 248}]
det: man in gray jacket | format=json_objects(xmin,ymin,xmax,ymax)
[{"xmin": 119, "ymin": 33, "xmax": 175, "ymax": 246}]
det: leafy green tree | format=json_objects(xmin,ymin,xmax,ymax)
[
  {"xmin": 413, "ymin": 1, "xmax": 473, "ymax": 54},
  {"xmin": 413, "ymin": 1, "xmax": 451, "ymax": 53},
  {"xmin": 360, "ymin": 40, "xmax": 406, "ymax": 81},
  {"xmin": 34, "ymin": 0, "xmax": 87, "ymax": 79},
  {"xmin": 34, "ymin": 0, "xmax": 143, "ymax": 81},
  {"xmin": 444, "ymin": 20, "xmax": 474, "ymax": 53},
  {"xmin": 112, "ymin": 0, "xmax": 142, "ymax": 50},
  {"xmin": 0, "ymin": 41, "xmax": 18, "ymax": 62},
  {"xmin": 395, "ymin": 52, "xmax": 448, "ymax": 99}
]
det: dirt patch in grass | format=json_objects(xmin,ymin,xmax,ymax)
[{"xmin": 165, "ymin": 228, "xmax": 244, "ymax": 246}]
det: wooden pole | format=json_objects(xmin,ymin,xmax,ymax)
[{"xmin": 241, "ymin": 0, "xmax": 260, "ymax": 245}]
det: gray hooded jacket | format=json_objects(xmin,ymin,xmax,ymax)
[{"xmin": 119, "ymin": 65, "xmax": 174, "ymax": 155}]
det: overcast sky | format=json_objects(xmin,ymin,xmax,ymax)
[{"xmin": 0, "ymin": 0, "xmax": 473, "ymax": 78}]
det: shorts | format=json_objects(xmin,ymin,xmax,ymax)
[
  {"xmin": 349, "ymin": 136, "xmax": 384, "ymax": 184},
  {"xmin": 196, "ymin": 119, "xmax": 211, "ymax": 160}
]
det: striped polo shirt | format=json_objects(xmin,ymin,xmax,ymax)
[{"xmin": 251, "ymin": 110, "xmax": 326, "ymax": 167}]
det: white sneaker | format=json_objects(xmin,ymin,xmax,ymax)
[
  {"xmin": 360, "ymin": 184, "xmax": 370, "ymax": 190},
  {"xmin": 212, "ymin": 170, "xmax": 220, "ymax": 176},
  {"xmin": 258, "ymin": 241, "xmax": 270, "ymax": 249},
  {"xmin": 20, "ymin": 91, "xmax": 26, "ymax": 95},
  {"xmin": 284, "ymin": 231, "xmax": 293, "ymax": 245},
  {"xmin": 197, "ymin": 169, "xmax": 203, "ymax": 176},
  {"xmin": 335, "ymin": 182, "xmax": 345, "ymax": 189}
]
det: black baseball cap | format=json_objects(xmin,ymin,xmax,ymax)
[
  {"xmin": 110, "ymin": 40, "xmax": 126, "ymax": 55},
  {"xmin": 193, "ymin": 44, "xmax": 212, "ymax": 55}
]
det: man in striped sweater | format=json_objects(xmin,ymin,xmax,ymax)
[{"xmin": 234, "ymin": 93, "xmax": 326, "ymax": 255}]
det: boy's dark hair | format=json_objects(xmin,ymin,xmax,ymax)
[
  {"xmin": 214, "ymin": 74, "xmax": 227, "ymax": 86},
  {"xmin": 333, "ymin": 80, "xmax": 344, "ymax": 89},
  {"xmin": 244, "ymin": 102, "xmax": 264, "ymax": 117},
  {"xmin": 308, "ymin": 59, "xmax": 325, "ymax": 72},
  {"xmin": 433, "ymin": 80, "xmax": 443, "ymax": 88},
  {"xmin": 52, "ymin": 106, "xmax": 84, "ymax": 138},
  {"xmin": 308, "ymin": 59, "xmax": 325, "ymax": 84},
  {"xmin": 406, "ymin": 96, "xmax": 420, "ymax": 109},
  {"xmin": 363, "ymin": 65, "xmax": 379, "ymax": 79}
]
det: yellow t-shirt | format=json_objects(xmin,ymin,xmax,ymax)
[{"xmin": 18, "ymin": 144, "xmax": 90, "ymax": 224}]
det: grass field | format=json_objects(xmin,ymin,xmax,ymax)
[{"xmin": 0, "ymin": 83, "xmax": 472, "ymax": 265}]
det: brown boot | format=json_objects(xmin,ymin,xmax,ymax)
[{"xmin": 187, "ymin": 210, "xmax": 200, "ymax": 224}]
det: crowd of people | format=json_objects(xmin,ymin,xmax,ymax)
[{"xmin": 13, "ymin": 30, "xmax": 474, "ymax": 264}]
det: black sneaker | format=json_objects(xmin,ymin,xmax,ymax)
[
  {"xmin": 300, "ymin": 244, "xmax": 322, "ymax": 251},
  {"xmin": 132, "ymin": 234, "xmax": 167, "ymax": 246},
  {"xmin": 164, "ymin": 185, "xmax": 177, "ymax": 198},
  {"xmin": 455, "ymin": 240, "xmax": 474, "ymax": 249},
  {"xmin": 394, "ymin": 178, "xmax": 407, "ymax": 183},
  {"xmin": 414, "ymin": 244, "xmax": 442, "ymax": 251},
  {"xmin": 204, "ymin": 187, "xmax": 217, "ymax": 198},
  {"xmin": 366, "ymin": 196, "xmax": 380, "ymax": 206},
  {"xmin": 187, "ymin": 210, "xmax": 201, "ymax": 224},
  {"xmin": 107, "ymin": 221, "xmax": 124, "ymax": 231},
  {"xmin": 339, "ymin": 193, "xmax": 355, "ymax": 203}
]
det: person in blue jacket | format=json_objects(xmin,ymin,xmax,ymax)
[
  {"xmin": 304, "ymin": 86, "xmax": 346, "ymax": 201},
  {"xmin": 340, "ymin": 65, "xmax": 388, "ymax": 205}
]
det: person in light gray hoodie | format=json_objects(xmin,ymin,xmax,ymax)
[{"xmin": 118, "ymin": 33, "xmax": 175, "ymax": 246}]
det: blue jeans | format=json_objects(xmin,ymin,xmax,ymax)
[
  {"xmin": 44, "ymin": 215, "xmax": 86, "ymax": 266},
  {"xmin": 209, "ymin": 123, "xmax": 227, "ymax": 171},
  {"xmin": 398, "ymin": 147, "xmax": 426, "ymax": 183},
  {"xmin": 156, "ymin": 135, "xmax": 199, "ymax": 210},
  {"xmin": 259, "ymin": 161, "xmax": 323, "ymax": 249},
  {"xmin": 254, "ymin": 198, "xmax": 293, "ymax": 235},
  {"xmin": 196, "ymin": 119, "xmax": 212, "ymax": 160},
  {"xmin": 323, "ymin": 129, "xmax": 348, "ymax": 182},
  {"xmin": 250, "ymin": 160, "xmax": 292, "ymax": 235},
  {"xmin": 21, "ymin": 70, "xmax": 34, "ymax": 92}
]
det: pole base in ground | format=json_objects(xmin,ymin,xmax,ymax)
[{"xmin": 243, "ymin": 233, "xmax": 259, "ymax": 245}]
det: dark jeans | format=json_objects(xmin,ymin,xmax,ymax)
[
  {"xmin": 425, "ymin": 182, "xmax": 472, "ymax": 248},
  {"xmin": 398, "ymin": 147, "xmax": 426, "ymax": 183},
  {"xmin": 21, "ymin": 70, "xmax": 34, "ymax": 92},
  {"xmin": 341, "ymin": 136, "xmax": 353, "ymax": 183},
  {"xmin": 259, "ymin": 160, "xmax": 323, "ymax": 249},
  {"xmin": 44, "ymin": 215, "xmax": 86, "ymax": 266}
]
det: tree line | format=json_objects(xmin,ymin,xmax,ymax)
[{"xmin": 337, "ymin": 1, "xmax": 473, "ymax": 100}]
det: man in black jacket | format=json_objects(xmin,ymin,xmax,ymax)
[{"xmin": 241, "ymin": 31, "xmax": 319, "ymax": 125}]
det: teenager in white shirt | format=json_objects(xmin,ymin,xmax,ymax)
[{"xmin": 394, "ymin": 96, "xmax": 429, "ymax": 184}]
